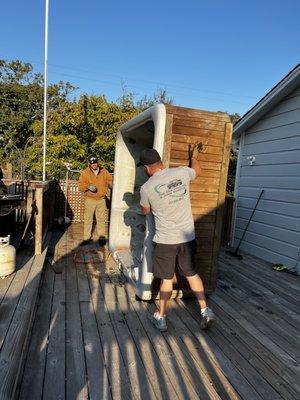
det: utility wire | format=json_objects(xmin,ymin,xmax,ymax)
[
  {"xmin": 45, "ymin": 61, "xmax": 257, "ymax": 99},
  {"xmin": 5, "ymin": 57, "xmax": 257, "ymax": 100}
]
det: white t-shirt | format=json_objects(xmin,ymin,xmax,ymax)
[{"xmin": 140, "ymin": 167, "xmax": 196, "ymax": 244}]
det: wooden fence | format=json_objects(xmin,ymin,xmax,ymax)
[
  {"xmin": 54, "ymin": 180, "xmax": 85, "ymax": 222},
  {"xmin": 54, "ymin": 180, "xmax": 110, "ymax": 233}
]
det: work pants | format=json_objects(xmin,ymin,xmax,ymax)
[{"xmin": 83, "ymin": 197, "xmax": 107, "ymax": 240}]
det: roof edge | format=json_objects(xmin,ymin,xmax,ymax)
[{"xmin": 233, "ymin": 63, "xmax": 300, "ymax": 139}]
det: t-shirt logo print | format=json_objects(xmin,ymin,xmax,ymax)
[{"xmin": 154, "ymin": 179, "xmax": 187, "ymax": 199}]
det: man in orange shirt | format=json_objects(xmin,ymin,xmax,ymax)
[{"xmin": 78, "ymin": 155, "xmax": 112, "ymax": 246}]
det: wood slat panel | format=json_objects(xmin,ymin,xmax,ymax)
[
  {"xmin": 170, "ymin": 159, "xmax": 222, "ymax": 171},
  {"xmin": 192, "ymin": 206, "xmax": 217, "ymax": 215},
  {"xmin": 172, "ymin": 125, "xmax": 226, "ymax": 139},
  {"xmin": 195, "ymin": 222, "xmax": 215, "ymax": 230},
  {"xmin": 190, "ymin": 192, "xmax": 218, "ymax": 201},
  {"xmin": 192, "ymin": 215, "xmax": 215, "ymax": 223},
  {"xmin": 191, "ymin": 186, "xmax": 219, "ymax": 194},
  {"xmin": 171, "ymin": 114, "xmax": 232, "ymax": 294},
  {"xmin": 166, "ymin": 105, "xmax": 230, "ymax": 122},
  {"xmin": 172, "ymin": 141, "xmax": 224, "ymax": 154},
  {"xmin": 173, "ymin": 115, "xmax": 224, "ymax": 130},
  {"xmin": 197, "ymin": 169, "xmax": 221, "ymax": 178},
  {"xmin": 190, "ymin": 176, "xmax": 220, "ymax": 193},
  {"xmin": 171, "ymin": 150, "xmax": 223, "ymax": 162}
]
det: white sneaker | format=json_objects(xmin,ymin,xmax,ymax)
[
  {"xmin": 201, "ymin": 307, "xmax": 215, "ymax": 330},
  {"xmin": 152, "ymin": 311, "xmax": 167, "ymax": 331}
]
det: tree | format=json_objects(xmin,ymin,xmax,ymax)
[
  {"xmin": 0, "ymin": 59, "xmax": 174, "ymax": 178},
  {"xmin": 0, "ymin": 59, "xmax": 76, "ymax": 147},
  {"xmin": 229, "ymin": 112, "xmax": 241, "ymax": 125},
  {"xmin": 137, "ymin": 88, "xmax": 174, "ymax": 110},
  {"xmin": 0, "ymin": 59, "xmax": 76, "ymax": 176},
  {"xmin": 26, "ymin": 133, "xmax": 85, "ymax": 179},
  {"xmin": 226, "ymin": 113, "xmax": 241, "ymax": 195},
  {"xmin": 36, "ymin": 93, "xmax": 140, "ymax": 174}
]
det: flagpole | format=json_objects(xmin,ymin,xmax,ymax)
[{"xmin": 42, "ymin": 0, "xmax": 49, "ymax": 181}]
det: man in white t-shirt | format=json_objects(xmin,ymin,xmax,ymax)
[{"xmin": 139, "ymin": 146, "xmax": 215, "ymax": 331}]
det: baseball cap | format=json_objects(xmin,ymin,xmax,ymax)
[
  {"xmin": 88, "ymin": 155, "xmax": 98, "ymax": 164},
  {"xmin": 137, "ymin": 149, "xmax": 161, "ymax": 166}
]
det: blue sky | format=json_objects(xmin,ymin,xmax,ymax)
[{"xmin": 1, "ymin": 0, "xmax": 299, "ymax": 116}]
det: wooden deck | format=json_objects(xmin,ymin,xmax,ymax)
[
  {"xmin": 0, "ymin": 236, "xmax": 49, "ymax": 399},
  {"xmin": 7, "ymin": 223, "xmax": 300, "ymax": 399}
]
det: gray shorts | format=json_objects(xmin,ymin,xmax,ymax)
[{"xmin": 152, "ymin": 240, "xmax": 197, "ymax": 280}]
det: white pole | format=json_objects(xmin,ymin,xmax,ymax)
[{"xmin": 42, "ymin": 0, "xmax": 49, "ymax": 181}]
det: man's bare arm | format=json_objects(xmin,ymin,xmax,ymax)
[
  {"xmin": 191, "ymin": 157, "xmax": 201, "ymax": 177},
  {"xmin": 189, "ymin": 142, "xmax": 203, "ymax": 177}
]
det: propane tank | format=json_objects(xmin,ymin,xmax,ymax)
[{"xmin": 0, "ymin": 235, "xmax": 16, "ymax": 277}]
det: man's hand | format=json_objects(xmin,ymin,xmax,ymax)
[
  {"xmin": 88, "ymin": 184, "xmax": 97, "ymax": 193},
  {"xmin": 140, "ymin": 205, "xmax": 151, "ymax": 215},
  {"xmin": 188, "ymin": 142, "xmax": 204, "ymax": 160}
]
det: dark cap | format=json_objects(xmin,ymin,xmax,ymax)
[
  {"xmin": 88, "ymin": 155, "xmax": 98, "ymax": 164},
  {"xmin": 137, "ymin": 148, "xmax": 161, "ymax": 166}
]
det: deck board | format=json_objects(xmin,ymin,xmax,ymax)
[
  {"xmin": 113, "ymin": 284, "xmax": 178, "ymax": 400},
  {"xmin": 18, "ymin": 264, "xmax": 55, "ymax": 400},
  {"xmin": 65, "ymin": 234, "xmax": 88, "ymax": 400},
  {"xmin": 0, "ymin": 272, "xmax": 15, "ymax": 305},
  {"xmin": 43, "ymin": 267, "xmax": 66, "ymax": 400},
  {"xmin": 219, "ymin": 252, "xmax": 300, "ymax": 306},
  {"xmin": 0, "ymin": 238, "xmax": 49, "ymax": 400},
  {"xmin": 0, "ymin": 257, "xmax": 33, "ymax": 350},
  {"xmin": 16, "ymin": 223, "xmax": 300, "ymax": 400},
  {"xmin": 169, "ymin": 299, "xmax": 258, "ymax": 400},
  {"xmin": 114, "ymin": 277, "xmax": 204, "ymax": 399},
  {"xmin": 98, "ymin": 268, "xmax": 157, "ymax": 400},
  {"xmin": 207, "ymin": 298, "xmax": 300, "ymax": 400},
  {"xmin": 218, "ymin": 268, "xmax": 300, "ymax": 328}
]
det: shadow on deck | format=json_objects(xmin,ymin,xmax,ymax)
[{"xmin": 3, "ymin": 223, "xmax": 299, "ymax": 400}]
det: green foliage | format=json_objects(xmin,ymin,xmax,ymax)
[
  {"xmin": 90, "ymin": 135, "xmax": 116, "ymax": 171},
  {"xmin": 0, "ymin": 59, "xmax": 36, "ymax": 84},
  {"xmin": 0, "ymin": 59, "xmax": 77, "ymax": 177},
  {"xmin": 226, "ymin": 112, "xmax": 241, "ymax": 196},
  {"xmin": 40, "ymin": 93, "xmax": 140, "ymax": 173},
  {"xmin": 0, "ymin": 59, "xmax": 174, "ymax": 179}
]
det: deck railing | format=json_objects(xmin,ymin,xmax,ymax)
[
  {"xmin": 34, "ymin": 180, "xmax": 56, "ymax": 254},
  {"xmin": 2, "ymin": 179, "xmax": 57, "ymax": 254}
]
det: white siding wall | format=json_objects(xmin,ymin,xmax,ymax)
[{"xmin": 234, "ymin": 86, "xmax": 300, "ymax": 268}]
